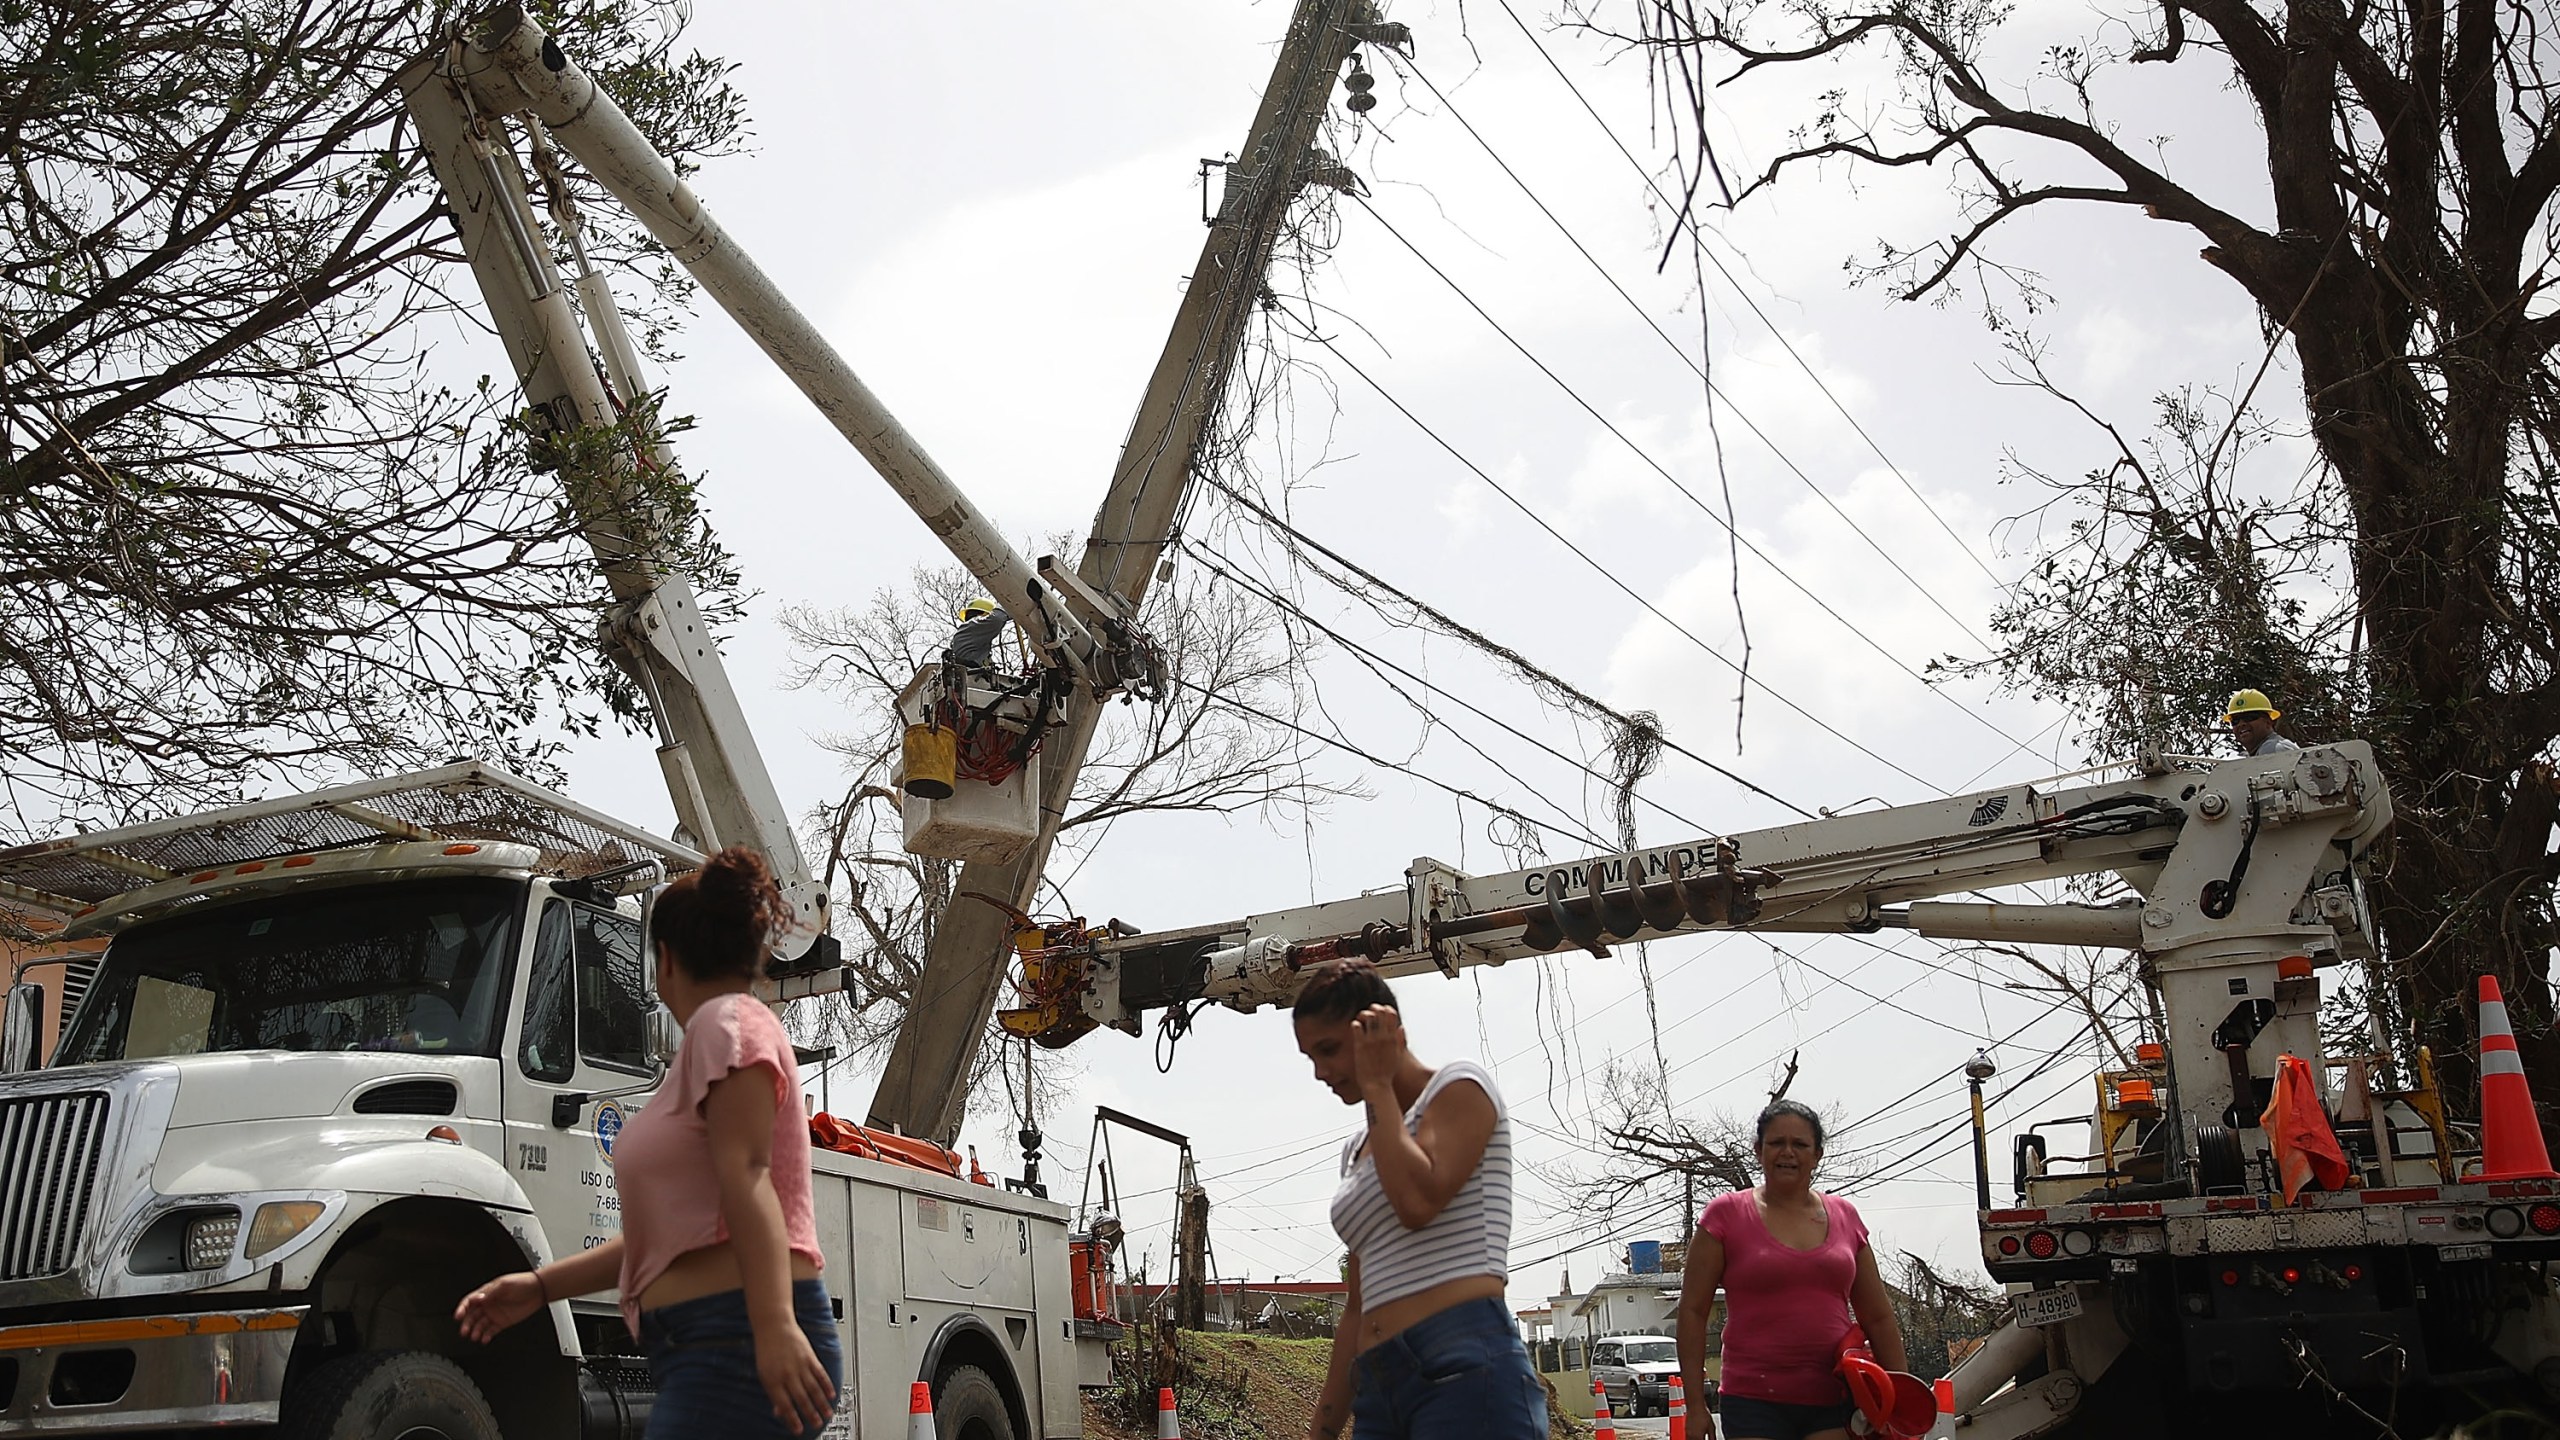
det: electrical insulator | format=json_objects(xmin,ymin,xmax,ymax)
[
  {"xmin": 1348, "ymin": 90, "xmax": 1377, "ymax": 113},
  {"xmin": 1346, "ymin": 63, "xmax": 1376, "ymax": 113}
]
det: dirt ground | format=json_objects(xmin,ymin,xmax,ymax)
[{"xmin": 1079, "ymin": 1330, "xmax": 1590, "ymax": 1439}]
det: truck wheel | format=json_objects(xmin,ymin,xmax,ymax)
[
  {"xmin": 282, "ymin": 1351, "xmax": 501, "ymax": 1440},
  {"xmin": 935, "ymin": 1363, "xmax": 1016, "ymax": 1440}
]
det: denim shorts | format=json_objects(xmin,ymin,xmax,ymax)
[
  {"xmin": 1351, "ymin": 1296, "xmax": 1544, "ymax": 1440},
  {"xmin": 1718, "ymin": 1393, "xmax": 1857, "ymax": 1440},
  {"xmin": 637, "ymin": 1279, "xmax": 844, "ymax": 1440}
]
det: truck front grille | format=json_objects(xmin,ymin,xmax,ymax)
[{"xmin": 0, "ymin": 1092, "xmax": 110, "ymax": 1280}]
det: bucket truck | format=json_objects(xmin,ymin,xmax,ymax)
[
  {"xmin": 0, "ymin": 0, "xmax": 1386, "ymax": 1428},
  {"xmin": 1000, "ymin": 741, "xmax": 2560, "ymax": 1435}
]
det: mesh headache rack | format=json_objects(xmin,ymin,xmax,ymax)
[{"xmin": 0, "ymin": 762, "xmax": 699, "ymax": 922}]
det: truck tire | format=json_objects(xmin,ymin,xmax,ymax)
[
  {"xmin": 281, "ymin": 1350, "xmax": 501, "ymax": 1440},
  {"xmin": 935, "ymin": 1363, "xmax": 1016, "ymax": 1440}
]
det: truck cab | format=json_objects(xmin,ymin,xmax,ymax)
[{"xmin": 0, "ymin": 764, "xmax": 1083, "ymax": 1438}]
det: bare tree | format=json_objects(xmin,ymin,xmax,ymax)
[
  {"xmin": 1592, "ymin": 0, "xmax": 2560, "ymax": 1110},
  {"xmin": 775, "ymin": 561, "xmax": 1360, "ymax": 1115},
  {"xmin": 1887, "ymin": 1252, "xmax": 2002, "ymax": 1380},
  {"xmin": 0, "ymin": 0, "xmax": 747, "ymax": 831},
  {"xmin": 1561, "ymin": 1057, "xmax": 1886, "ymax": 1235}
]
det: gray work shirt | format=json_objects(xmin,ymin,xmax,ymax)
[{"xmin": 2254, "ymin": 734, "xmax": 2301, "ymax": 756}]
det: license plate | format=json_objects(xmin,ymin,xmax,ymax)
[
  {"xmin": 2441, "ymin": 1242, "xmax": 2492, "ymax": 1262},
  {"xmin": 2014, "ymin": 1286, "xmax": 2084, "ymax": 1328}
]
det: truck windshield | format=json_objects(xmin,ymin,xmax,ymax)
[
  {"xmin": 1623, "ymin": 1342, "xmax": 1675, "ymax": 1364},
  {"xmin": 54, "ymin": 877, "xmax": 523, "ymax": 1065}
]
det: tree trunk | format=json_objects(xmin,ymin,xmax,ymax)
[{"xmin": 2282, "ymin": 280, "xmax": 2560, "ymax": 1126}]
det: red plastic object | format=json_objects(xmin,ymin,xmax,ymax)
[
  {"xmin": 1835, "ymin": 1327, "xmax": 1937, "ymax": 1438},
  {"xmin": 808, "ymin": 1111, "xmax": 965, "ymax": 1178}
]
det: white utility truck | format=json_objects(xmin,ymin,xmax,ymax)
[
  {"xmin": 0, "ymin": 766, "xmax": 1079, "ymax": 1438},
  {"xmin": 0, "ymin": 0, "xmax": 1379, "ymax": 1429},
  {"xmin": 996, "ymin": 741, "xmax": 2560, "ymax": 1436}
]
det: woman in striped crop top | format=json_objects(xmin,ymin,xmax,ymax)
[{"xmin": 1297, "ymin": 960, "xmax": 1542, "ymax": 1440}]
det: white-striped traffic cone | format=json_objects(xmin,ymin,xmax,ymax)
[
  {"xmin": 1926, "ymin": 1376, "xmax": 1956, "ymax": 1439},
  {"xmin": 2478, "ymin": 976, "xmax": 2558, "ymax": 1180},
  {"xmin": 1668, "ymin": 1375, "xmax": 1687, "ymax": 1440},
  {"xmin": 1592, "ymin": 1380, "xmax": 1616, "ymax": 1440},
  {"xmin": 908, "ymin": 1380, "xmax": 934, "ymax": 1440},
  {"xmin": 1157, "ymin": 1385, "xmax": 1181, "ymax": 1439}
]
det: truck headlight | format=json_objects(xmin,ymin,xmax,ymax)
[
  {"xmin": 182, "ymin": 1210, "xmax": 240, "ymax": 1270},
  {"xmin": 245, "ymin": 1201, "xmax": 326, "ymax": 1260}
]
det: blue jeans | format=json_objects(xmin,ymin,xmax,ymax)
[
  {"xmin": 638, "ymin": 1279, "xmax": 844, "ymax": 1440},
  {"xmin": 1351, "ymin": 1297, "xmax": 1544, "ymax": 1440}
]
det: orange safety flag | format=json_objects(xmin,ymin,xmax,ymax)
[{"xmin": 2259, "ymin": 1054, "xmax": 2350, "ymax": 1205}]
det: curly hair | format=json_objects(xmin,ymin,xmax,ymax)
[
  {"xmin": 1290, "ymin": 957, "xmax": 1397, "ymax": 1025},
  {"xmin": 651, "ymin": 845, "xmax": 786, "ymax": 982}
]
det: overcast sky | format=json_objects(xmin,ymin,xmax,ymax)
[{"xmin": 531, "ymin": 0, "xmax": 2312, "ymax": 1311}]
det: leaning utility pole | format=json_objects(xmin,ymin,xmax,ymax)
[{"xmin": 866, "ymin": 0, "xmax": 1392, "ymax": 1141}]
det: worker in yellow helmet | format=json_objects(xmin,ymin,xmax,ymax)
[
  {"xmin": 2223, "ymin": 689, "xmax": 2298, "ymax": 757},
  {"xmin": 949, "ymin": 596, "xmax": 1009, "ymax": 672}
]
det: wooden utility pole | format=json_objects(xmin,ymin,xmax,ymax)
[{"xmin": 867, "ymin": 0, "xmax": 1387, "ymax": 1141}]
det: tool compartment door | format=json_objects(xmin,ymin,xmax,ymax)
[{"xmin": 902, "ymin": 1188, "xmax": 1036, "ymax": 1311}]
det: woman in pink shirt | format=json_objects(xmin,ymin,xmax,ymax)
[
  {"xmin": 1675, "ymin": 1101, "xmax": 1907, "ymax": 1440},
  {"xmin": 455, "ymin": 848, "xmax": 839, "ymax": 1438}
]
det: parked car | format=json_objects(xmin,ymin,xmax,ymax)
[{"xmin": 1591, "ymin": 1334, "xmax": 1683, "ymax": 1418}]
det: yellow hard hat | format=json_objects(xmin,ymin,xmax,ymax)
[
  {"xmin": 957, "ymin": 597, "xmax": 998, "ymax": 622},
  {"xmin": 2223, "ymin": 688, "xmax": 2280, "ymax": 721}
]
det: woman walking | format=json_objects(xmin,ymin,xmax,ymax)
[
  {"xmin": 455, "ymin": 847, "xmax": 841, "ymax": 1438},
  {"xmin": 1298, "ymin": 960, "xmax": 1542, "ymax": 1440},
  {"xmin": 1675, "ymin": 1100, "xmax": 1908, "ymax": 1440}
]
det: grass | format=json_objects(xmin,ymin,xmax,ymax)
[{"xmin": 1079, "ymin": 1326, "xmax": 1591, "ymax": 1439}]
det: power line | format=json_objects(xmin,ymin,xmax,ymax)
[
  {"xmin": 1392, "ymin": 56, "xmax": 1995, "ymax": 653},
  {"xmin": 1283, "ymin": 317, "xmax": 1950, "ymax": 793},
  {"xmin": 1487, "ymin": 0, "xmax": 2007, "ymax": 590},
  {"xmin": 1199, "ymin": 472, "xmax": 1815, "ymax": 815},
  {"xmin": 1186, "ymin": 541, "xmax": 1734, "ymax": 840},
  {"xmin": 1349, "ymin": 192, "xmax": 2042, "ymax": 759},
  {"xmin": 1173, "ymin": 674, "xmax": 1616, "ymax": 851}
]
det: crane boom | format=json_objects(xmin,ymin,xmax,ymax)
[
  {"xmin": 866, "ymin": 0, "xmax": 1394, "ymax": 1141},
  {"xmin": 1032, "ymin": 743, "xmax": 2392, "ymax": 1148},
  {"xmin": 396, "ymin": 35, "xmax": 838, "ymax": 959},
  {"xmin": 410, "ymin": 4, "xmax": 1116, "ymax": 684}
]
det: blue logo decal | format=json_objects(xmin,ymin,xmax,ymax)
[{"xmin": 594, "ymin": 1099, "xmax": 625, "ymax": 1162}]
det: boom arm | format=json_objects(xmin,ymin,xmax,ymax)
[
  {"xmin": 865, "ymin": 0, "xmax": 1394, "ymax": 1141},
  {"xmin": 398, "ymin": 35, "xmax": 838, "ymax": 961},
  {"xmin": 405, "ymin": 6, "xmax": 1121, "ymax": 686},
  {"xmin": 1042, "ymin": 744, "xmax": 2392, "ymax": 1146}
]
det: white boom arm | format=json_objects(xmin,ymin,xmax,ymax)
[
  {"xmin": 398, "ymin": 38, "xmax": 840, "ymax": 964},
  {"xmin": 1059, "ymin": 744, "xmax": 2393, "ymax": 1148},
  {"xmin": 409, "ymin": 5, "xmax": 1121, "ymax": 688}
]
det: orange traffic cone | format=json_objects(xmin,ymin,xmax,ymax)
[
  {"xmin": 1592, "ymin": 1381, "xmax": 1616, "ymax": 1440},
  {"xmin": 2479, "ymin": 977, "xmax": 2558, "ymax": 1181},
  {"xmin": 1157, "ymin": 1385, "xmax": 1181, "ymax": 1439},
  {"xmin": 908, "ymin": 1380, "xmax": 934, "ymax": 1440},
  {"xmin": 1668, "ymin": 1375, "xmax": 1687, "ymax": 1440},
  {"xmin": 1928, "ymin": 1377, "xmax": 1957, "ymax": 1439}
]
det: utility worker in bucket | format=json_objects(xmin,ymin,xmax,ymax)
[
  {"xmin": 2223, "ymin": 689, "xmax": 2299, "ymax": 757},
  {"xmin": 948, "ymin": 596, "xmax": 1011, "ymax": 673}
]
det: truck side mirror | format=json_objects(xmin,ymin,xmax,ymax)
[
  {"xmin": 636, "ymin": 882, "xmax": 679, "ymax": 1067},
  {"xmin": 646, "ymin": 1006, "xmax": 681, "ymax": 1067},
  {"xmin": 2, "ymin": 982, "xmax": 44, "ymax": 1073}
]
